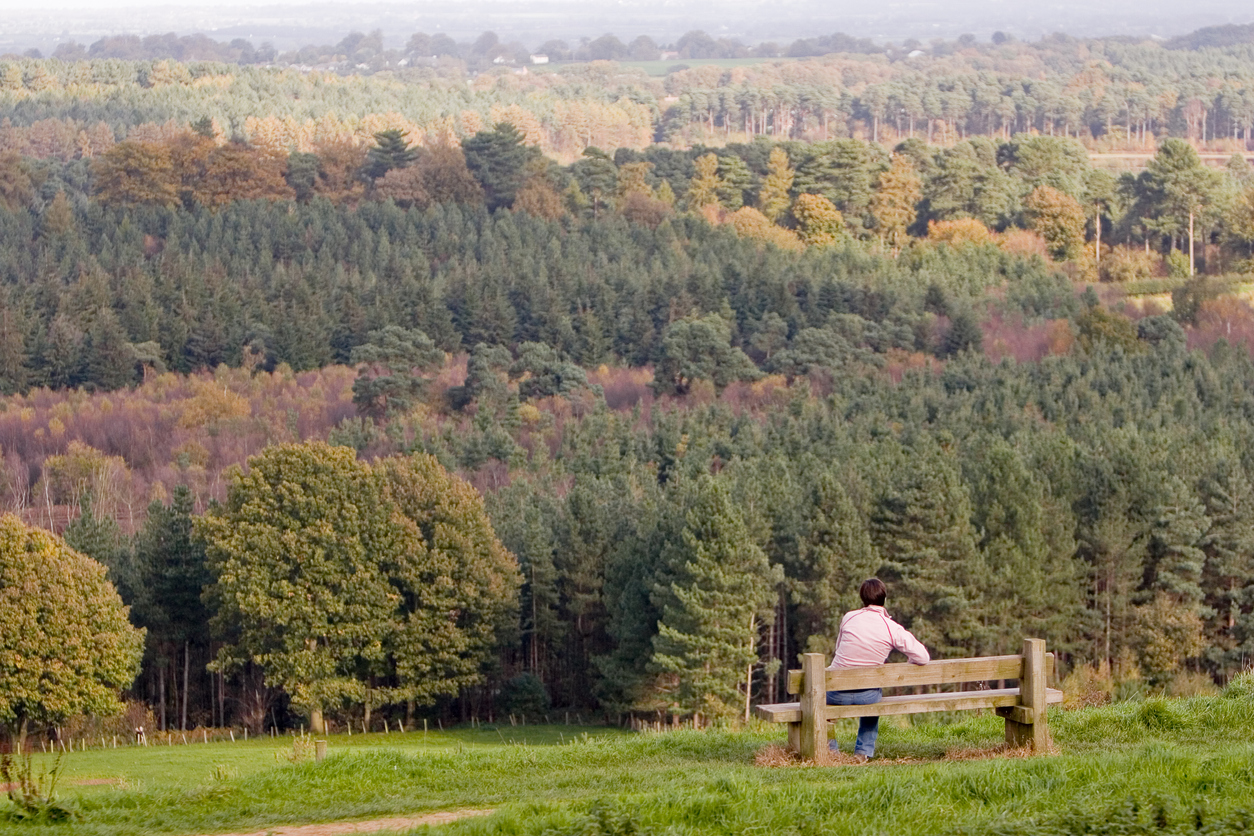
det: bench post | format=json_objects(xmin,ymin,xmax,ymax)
[
  {"xmin": 799, "ymin": 652, "xmax": 828, "ymax": 763},
  {"xmin": 1005, "ymin": 638, "xmax": 1049, "ymax": 751}
]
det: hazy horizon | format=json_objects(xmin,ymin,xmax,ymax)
[{"xmin": 0, "ymin": 0, "xmax": 1249, "ymax": 56}]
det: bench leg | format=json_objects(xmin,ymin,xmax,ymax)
[
  {"xmin": 1005, "ymin": 638, "xmax": 1050, "ymax": 752},
  {"xmin": 787, "ymin": 722, "xmax": 800, "ymax": 754},
  {"xmin": 799, "ymin": 653, "xmax": 829, "ymax": 763},
  {"xmin": 1004, "ymin": 717, "xmax": 1032, "ymax": 748}
]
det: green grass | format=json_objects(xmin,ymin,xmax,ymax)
[{"xmin": 4, "ymin": 695, "xmax": 1254, "ymax": 835}]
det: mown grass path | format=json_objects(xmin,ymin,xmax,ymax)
[{"xmin": 3, "ymin": 694, "xmax": 1254, "ymax": 835}]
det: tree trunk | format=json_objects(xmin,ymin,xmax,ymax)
[
  {"xmin": 159, "ymin": 664, "xmax": 167, "ymax": 731},
  {"xmin": 1095, "ymin": 205, "xmax": 1102, "ymax": 270},
  {"xmin": 744, "ymin": 613, "xmax": 756, "ymax": 724},
  {"xmin": 1189, "ymin": 209, "xmax": 1195, "ymax": 277},
  {"xmin": 310, "ymin": 708, "xmax": 325, "ymax": 735},
  {"xmin": 182, "ymin": 640, "xmax": 189, "ymax": 731}
]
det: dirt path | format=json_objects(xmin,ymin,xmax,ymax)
[{"xmin": 193, "ymin": 809, "xmax": 493, "ymax": 836}]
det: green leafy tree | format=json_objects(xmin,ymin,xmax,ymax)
[
  {"xmin": 1025, "ymin": 185, "xmax": 1086, "ymax": 260},
  {"xmin": 376, "ymin": 453, "xmax": 520, "ymax": 706},
  {"xmin": 792, "ymin": 193, "xmax": 845, "ymax": 245},
  {"xmin": 198, "ymin": 443, "xmax": 396, "ymax": 734},
  {"xmin": 0, "ymin": 515, "xmax": 143, "ymax": 751},
  {"xmin": 350, "ymin": 326, "xmax": 444, "ymax": 421},
  {"xmin": 652, "ymin": 313, "xmax": 758, "ymax": 396}
]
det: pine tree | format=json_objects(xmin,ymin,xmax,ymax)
[
  {"xmin": 349, "ymin": 325, "xmax": 444, "ymax": 421},
  {"xmin": 1197, "ymin": 456, "xmax": 1254, "ymax": 674},
  {"xmin": 649, "ymin": 476, "xmax": 781, "ymax": 721},
  {"xmin": 365, "ymin": 128, "xmax": 418, "ymax": 181},
  {"xmin": 788, "ymin": 468, "xmax": 878, "ymax": 651},
  {"xmin": 716, "ymin": 154, "xmax": 754, "ymax": 211},
  {"xmin": 870, "ymin": 438, "xmax": 982, "ymax": 655}
]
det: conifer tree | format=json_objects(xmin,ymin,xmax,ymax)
[
  {"xmin": 1198, "ymin": 455, "xmax": 1254, "ymax": 672},
  {"xmin": 649, "ymin": 476, "xmax": 781, "ymax": 721},
  {"xmin": 350, "ymin": 325, "xmax": 444, "ymax": 421},
  {"xmin": 365, "ymin": 128, "xmax": 418, "ymax": 182},
  {"xmin": 788, "ymin": 468, "xmax": 878, "ymax": 651},
  {"xmin": 870, "ymin": 438, "xmax": 981, "ymax": 655}
]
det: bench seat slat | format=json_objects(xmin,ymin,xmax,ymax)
[
  {"xmin": 756, "ymin": 687, "xmax": 1063, "ymax": 724},
  {"xmin": 786, "ymin": 654, "xmax": 1055, "ymax": 694}
]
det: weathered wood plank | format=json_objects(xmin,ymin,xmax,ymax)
[
  {"xmin": 798, "ymin": 653, "xmax": 828, "ymax": 763},
  {"xmin": 758, "ymin": 688, "xmax": 1061, "ymax": 725},
  {"xmin": 756, "ymin": 702, "xmax": 802, "ymax": 723},
  {"xmin": 785, "ymin": 653, "xmax": 1055, "ymax": 694},
  {"xmin": 1005, "ymin": 638, "xmax": 1050, "ymax": 751}
]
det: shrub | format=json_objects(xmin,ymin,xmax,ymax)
[
  {"xmin": 1166, "ymin": 248, "xmax": 1191, "ymax": 278},
  {"xmin": 928, "ymin": 218, "xmax": 993, "ymax": 246},
  {"xmin": 1061, "ymin": 661, "xmax": 1114, "ymax": 708},
  {"xmin": 1101, "ymin": 245, "xmax": 1160, "ymax": 282},
  {"xmin": 500, "ymin": 672, "xmax": 551, "ymax": 720}
]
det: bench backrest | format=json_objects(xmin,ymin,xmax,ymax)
[{"xmin": 786, "ymin": 652, "xmax": 1056, "ymax": 694}]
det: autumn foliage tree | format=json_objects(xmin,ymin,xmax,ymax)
[
  {"xmin": 0, "ymin": 515, "xmax": 144, "ymax": 751},
  {"xmin": 92, "ymin": 140, "xmax": 180, "ymax": 207},
  {"xmin": 1025, "ymin": 185, "xmax": 1087, "ymax": 260},
  {"xmin": 871, "ymin": 153, "xmax": 922, "ymax": 251}
]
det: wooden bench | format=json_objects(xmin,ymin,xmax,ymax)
[{"xmin": 755, "ymin": 638, "xmax": 1063, "ymax": 762}]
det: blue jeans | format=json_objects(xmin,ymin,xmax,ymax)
[{"xmin": 826, "ymin": 688, "xmax": 883, "ymax": 757}]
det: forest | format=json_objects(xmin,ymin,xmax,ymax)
[{"xmin": 2, "ymin": 31, "xmax": 1254, "ymax": 740}]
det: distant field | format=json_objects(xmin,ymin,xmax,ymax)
[
  {"xmin": 536, "ymin": 57, "xmax": 801, "ymax": 77},
  {"xmin": 5, "ymin": 690, "xmax": 1254, "ymax": 835}
]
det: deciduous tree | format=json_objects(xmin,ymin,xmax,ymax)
[{"xmin": 0, "ymin": 515, "xmax": 143, "ymax": 751}]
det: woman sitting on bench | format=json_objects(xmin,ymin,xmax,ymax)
[{"xmin": 827, "ymin": 578, "xmax": 930, "ymax": 761}]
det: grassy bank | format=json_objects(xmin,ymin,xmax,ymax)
[{"xmin": 3, "ymin": 693, "xmax": 1254, "ymax": 835}]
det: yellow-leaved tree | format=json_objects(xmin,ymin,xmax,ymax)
[
  {"xmin": 871, "ymin": 154, "xmax": 922, "ymax": 252},
  {"xmin": 0, "ymin": 515, "xmax": 144, "ymax": 751},
  {"xmin": 757, "ymin": 146, "xmax": 795, "ymax": 222}
]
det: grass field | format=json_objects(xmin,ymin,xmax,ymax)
[{"xmin": 4, "ymin": 690, "xmax": 1254, "ymax": 835}]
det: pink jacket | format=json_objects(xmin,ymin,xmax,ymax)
[{"xmin": 828, "ymin": 605, "xmax": 931, "ymax": 669}]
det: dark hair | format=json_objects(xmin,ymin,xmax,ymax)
[{"xmin": 860, "ymin": 578, "xmax": 887, "ymax": 607}]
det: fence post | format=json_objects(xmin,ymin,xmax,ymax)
[
  {"xmin": 799, "ymin": 652, "xmax": 828, "ymax": 763},
  {"xmin": 1005, "ymin": 638, "xmax": 1049, "ymax": 751},
  {"xmin": 315, "ymin": 740, "xmax": 327, "ymax": 762}
]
